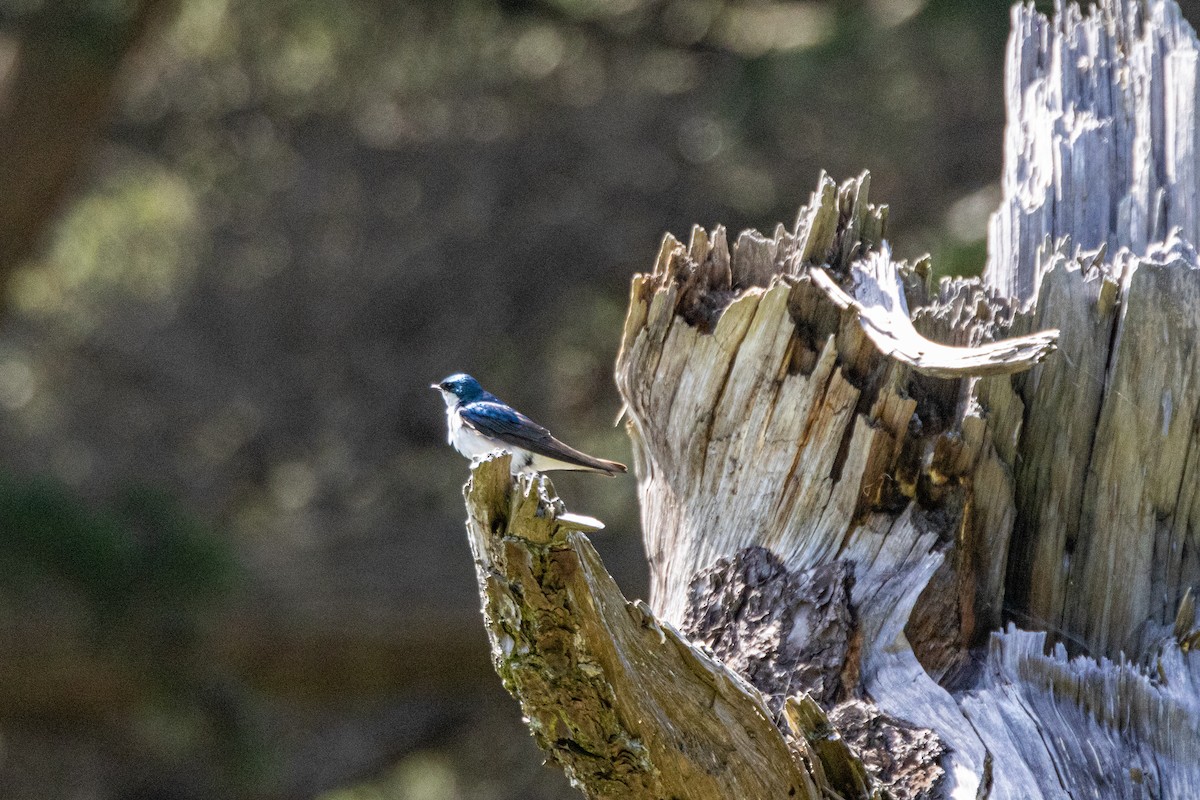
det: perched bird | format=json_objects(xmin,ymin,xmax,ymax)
[{"xmin": 432, "ymin": 373, "xmax": 627, "ymax": 476}]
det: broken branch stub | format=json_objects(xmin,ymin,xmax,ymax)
[
  {"xmin": 614, "ymin": 173, "xmax": 1020, "ymax": 799},
  {"xmin": 463, "ymin": 454, "xmax": 834, "ymax": 800},
  {"xmin": 466, "ymin": 169, "xmax": 1059, "ymax": 799},
  {"xmin": 464, "ymin": 2, "xmax": 1200, "ymax": 797},
  {"xmin": 811, "ymin": 247, "xmax": 1058, "ymax": 378}
]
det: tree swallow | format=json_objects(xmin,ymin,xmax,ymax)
[{"xmin": 432, "ymin": 373, "xmax": 627, "ymax": 476}]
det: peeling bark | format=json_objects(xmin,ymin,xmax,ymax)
[{"xmin": 680, "ymin": 551, "xmax": 854, "ymax": 710}]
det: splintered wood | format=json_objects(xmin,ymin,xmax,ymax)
[
  {"xmin": 462, "ymin": 1, "xmax": 1200, "ymax": 798},
  {"xmin": 989, "ymin": 0, "xmax": 1200, "ymax": 662},
  {"xmin": 464, "ymin": 455, "xmax": 824, "ymax": 800},
  {"xmin": 811, "ymin": 246, "xmax": 1057, "ymax": 378}
]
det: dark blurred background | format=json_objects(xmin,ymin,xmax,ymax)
[{"xmin": 0, "ymin": 0, "xmax": 1174, "ymax": 798}]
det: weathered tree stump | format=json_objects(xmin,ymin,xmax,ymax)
[{"xmin": 463, "ymin": 1, "xmax": 1200, "ymax": 797}]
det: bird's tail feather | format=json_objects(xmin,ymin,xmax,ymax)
[{"xmin": 529, "ymin": 451, "xmax": 627, "ymax": 476}]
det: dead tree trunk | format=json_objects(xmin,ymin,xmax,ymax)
[{"xmin": 463, "ymin": 1, "xmax": 1200, "ymax": 797}]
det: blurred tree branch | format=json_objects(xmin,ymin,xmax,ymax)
[{"xmin": 0, "ymin": 1, "xmax": 172, "ymax": 293}]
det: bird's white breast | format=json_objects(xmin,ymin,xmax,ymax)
[
  {"xmin": 438, "ymin": 388, "xmax": 538, "ymax": 472},
  {"xmin": 446, "ymin": 403, "xmax": 524, "ymax": 462}
]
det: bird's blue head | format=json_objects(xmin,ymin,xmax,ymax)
[{"xmin": 432, "ymin": 373, "xmax": 486, "ymax": 403}]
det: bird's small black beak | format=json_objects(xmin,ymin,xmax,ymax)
[{"xmin": 430, "ymin": 383, "xmax": 440, "ymax": 390}]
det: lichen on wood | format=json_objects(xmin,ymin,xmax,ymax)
[{"xmin": 464, "ymin": 453, "xmax": 832, "ymax": 799}]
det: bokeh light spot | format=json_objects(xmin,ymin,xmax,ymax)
[
  {"xmin": 0, "ymin": 350, "xmax": 35, "ymax": 409},
  {"xmin": 713, "ymin": 2, "xmax": 834, "ymax": 56},
  {"xmin": 678, "ymin": 116, "xmax": 725, "ymax": 164},
  {"xmin": 946, "ymin": 183, "xmax": 1001, "ymax": 242},
  {"xmin": 512, "ymin": 24, "xmax": 566, "ymax": 79},
  {"xmin": 269, "ymin": 460, "xmax": 318, "ymax": 512}
]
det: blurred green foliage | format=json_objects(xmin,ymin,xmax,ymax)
[
  {"xmin": 0, "ymin": 0, "xmax": 154, "ymax": 63},
  {"xmin": 0, "ymin": 474, "xmax": 236, "ymax": 620},
  {"xmin": 14, "ymin": 163, "xmax": 202, "ymax": 330}
]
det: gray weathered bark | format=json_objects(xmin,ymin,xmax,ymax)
[{"xmin": 463, "ymin": 1, "xmax": 1200, "ymax": 798}]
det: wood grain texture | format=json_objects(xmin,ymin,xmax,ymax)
[
  {"xmin": 463, "ymin": 454, "xmax": 831, "ymax": 800},
  {"xmin": 614, "ymin": 172, "xmax": 1024, "ymax": 798},
  {"xmin": 463, "ymin": 2, "xmax": 1200, "ymax": 797},
  {"xmin": 988, "ymin": 0, "xmax": 1200, "ymax": 302},
  {"xmin": 989, "ymin": 0, "xmax": 1200, "ymax": 660}
]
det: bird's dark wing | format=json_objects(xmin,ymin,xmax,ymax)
[
  {"xmin": 459, "ymin": 401, "xmax": 626, "ymax": 475},
  {"xmin": 460, "ymin": 401, "xmax": 551, "ymax": 442}
]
